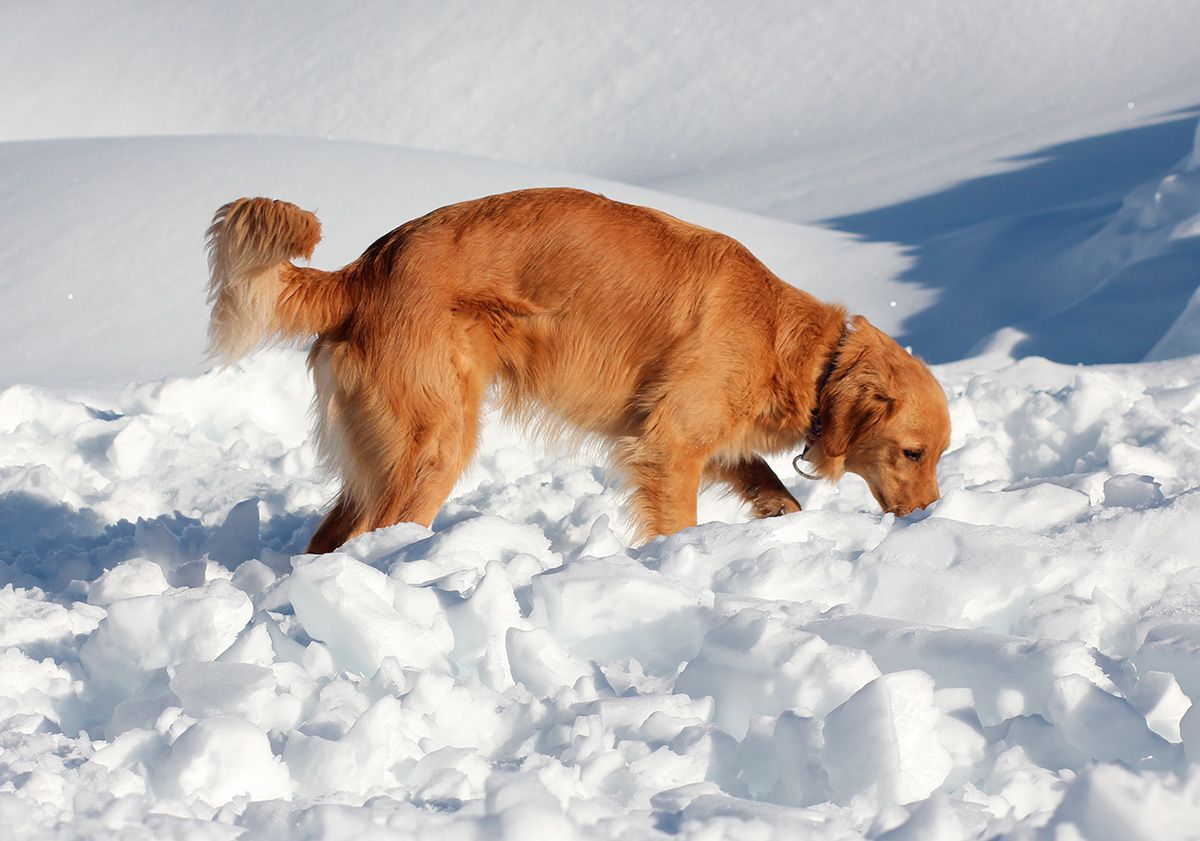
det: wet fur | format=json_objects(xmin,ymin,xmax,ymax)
[{"xmin": 205, "ymin": 188, "xmax": 950, "ymax": 552}]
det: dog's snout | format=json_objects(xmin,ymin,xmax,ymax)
[{"xmin": 889, "ymin": 489, "xmax": 940, "ymax": 519}]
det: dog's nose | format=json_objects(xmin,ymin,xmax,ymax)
[{"xmin": 891, "ymin": 493, "xmax": 938, "ymax": 518}]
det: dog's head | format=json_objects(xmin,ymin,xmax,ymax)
[{"xmin": 805, "ymin": 317, "xmax": 950, "ymax": 517}]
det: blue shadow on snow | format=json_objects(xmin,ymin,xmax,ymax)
[{"xmin": 826, "ymin": 107, "xmax": 1200, "ymax": 363}]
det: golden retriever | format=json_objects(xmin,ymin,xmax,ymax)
[{"xmin": 205, "ymin": 188, "xmax": 950, "ymax": 553}]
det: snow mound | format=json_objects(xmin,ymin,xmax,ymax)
[
  {"xmin": 1, "ymin": 347, "xmax": 1199, "ymax": 836},
  {"xmin": 0, "ymin": 136, "xmax": 905, "ymax": 391}
]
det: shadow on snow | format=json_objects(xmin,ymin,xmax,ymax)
[
  {"xmin": 0, "ymin": 492, "xmax": 318, "ymax": 596},
  {"xmin": 826, "ymin": 106, "xmax": 1200, "ymax": 364}
]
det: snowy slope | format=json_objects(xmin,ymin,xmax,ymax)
[
  {"xmin": 0, "ymin": 136, "xmax": 904, "ymax": 392},
  {"xmin": 4, "ymin": 0, "xmax": 1199, "ymax": 221},
  {"xmin": 3, "ymin": 2, "xmax": 1200, "ymax": 839},
  {"xmin": 4, "ymin": 1, "xmax": 1198, "ymax": 367}
]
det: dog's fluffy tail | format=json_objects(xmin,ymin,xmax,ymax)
[{"xmin": 205, "ymin": 197, "xmax": 349, "ymax": 363}]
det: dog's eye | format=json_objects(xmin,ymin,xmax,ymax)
[{"xmin": 903, "ymin": 449, "xmax": 922, "ymax": 462}]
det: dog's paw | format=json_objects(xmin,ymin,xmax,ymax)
[{"xmin": 751, "ymin": 494, "xmax": 801, "ymax": 519}]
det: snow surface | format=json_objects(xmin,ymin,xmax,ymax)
[{"xmin": 3, "ymin": 2, "xmax": 1200, "ymax": 839}]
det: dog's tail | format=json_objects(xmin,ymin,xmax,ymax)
[{"xmin": 205, "ymin": 197, "xmax": 350, "ymax": 363}]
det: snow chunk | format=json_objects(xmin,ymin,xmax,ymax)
[
  {"xmin": 740, "ymin": 712, "xmax": 832, "ymax": 807},
  {"xmin": 822, "ymin": 670, "xmax": 952, "ymax": 806},
  {"xmin": 506, "ymin": 627, "xmax": 593, "ymax": 698},
  {"xmin": 1046, "ymin": 763, "xmax": 1200, "ymax": 841},
  {"xmin": 203, "ymin": 498, "xmax": 261, "ymax": 567},
  {"xmin": 1128, "ymin": 671, "xmax": 1191, "ymax": 744},
  {"xmin": 445, "ymin": 561, "xmax": 524, "ymax": 688},
  {"xmin": 169, "ymin": 661, "xmax": 302, "ymax": 732},
  {"xmin": 80, "ymin": 580, "xmax": 251, "ymax": 704},
  {"xmin": 1048, "ymin": 674, "xmax": 1174, "ymax": 765},
  {"xmin": 87, "ymin": 558, "xmax": 169, "ymax": 607},
  {"xmin": 105, "ymin": 417, "xmax": 157, "ymax": 477},
  {"xmin": 0, "ymin": 649, "xmax": 80, "ymax": 732},
  {"xmin": 290, "ymin": 552, "xmax": 452, "ymax": 675},
  {"xmin": 807, "ymin": 614, "xmax": 1113, "ymax": 727},
  {"xmin": 528, "ymin": 556, "xmax": 710, "ymax": 671},
  {"xmin": 1102, "ymin": 473, "xmax": 1165, "ymax": 509},
  {"xmin": 931, "ymin": 484, "xmax": 1090, "ymax": 531},
  {"xmin": 0, "ymin": 586, "xmax": 82, "ymax": 651},
  {"xmin": 387, "ymin": 514, "xmax": 558, "ymax": 591},
  {"xmin": 156, "ymin": 715, "xmax": 290, "ymax": 805},
  {"xmin": 675, "ymin": 606, "xmax": 879, "ymax": 738}
]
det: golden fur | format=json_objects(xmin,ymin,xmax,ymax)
[{"xmin": 205, "ymin": 188, "xmax": 950, "ymax": 553}]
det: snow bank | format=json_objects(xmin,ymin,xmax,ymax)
[
  {"xmin": 2, "ymin": 347, "xmax": 1200, "ymax": 837},
  {"xmin": 5, "ymin": 1, "xmax": 1199, "ymax": 223}
]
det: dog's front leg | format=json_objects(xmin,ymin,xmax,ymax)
[{"xmin": 705, "ymin": 456, "xmax": 801, "ymax": 519}]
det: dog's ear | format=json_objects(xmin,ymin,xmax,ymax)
[{"xmin": 819, "ymin": 342, "xmax": 897, "ymax": 458}]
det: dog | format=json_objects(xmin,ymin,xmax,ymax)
[{"xmin": 205, "ymin": 188, "xmax": 950, "ymax": 553}]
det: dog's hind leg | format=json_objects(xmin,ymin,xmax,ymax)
[
  {"xmin": 621, "ymin": 441, "xmax": 706, "ymax": 540},
  {"xmin": 354, "ymin": 351, "xmax": 491, "ymax": 536},
  {"xmin": 704, "ymin": 456, "xmax": 801, "ymax": 519},
  {"xmin": 305, "ymin": 491, "xmax": 365, "ymax": 554},
  {"xmin": 617, "ymin": 397, "xmax": 713, "ymax": 539},
  {"xmin": 363, "ymin": 413, "xmax": 477, "ymax": 532}
]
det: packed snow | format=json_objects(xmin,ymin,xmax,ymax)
[{"xmin": 3, "ymin": 2, "xmax": 1200, "ymax": 839}]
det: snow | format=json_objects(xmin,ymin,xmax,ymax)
[
  {"xmin": 0, "ymin": 137, "xmax": 906, "ymax": 392},
  {"xmin": 3, "ymin": 346, "xmax": 1200, "ymax": 838},
  {"xmin": 3, "ymin": 2, "xmax": 1200, "ymax": 839}
]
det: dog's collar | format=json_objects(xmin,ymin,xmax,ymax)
[
  {"xmin": 808, "ymin": 318, "xmax": 851, "ymax": 440},
  {"xmin": 793, "ymin": 319, "xmax": 851, "ymax": 480}
]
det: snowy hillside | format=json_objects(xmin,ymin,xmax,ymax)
[
  {"xmin": 0, "ymin": 137, "xmax": 904, "ymax": 392},
  {"xmin": 3, "ymin": 2, "xmax": 1200, "ymax": 840},
  {"xmin": 5, "ymin": 1, "xmax": 1199, "ymax": 221}
]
